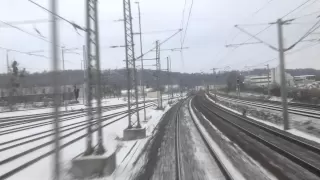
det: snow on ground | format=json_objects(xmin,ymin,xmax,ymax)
[
  {"xmin": 0, "ymin": 97, "xmax": 153, "ymax": 118},
  {"xmin": 0, "ymin": 93, "xmax": 181, "ymax": 118},
  {"xmin": 0, "ymin": 95, "xmax": 181, "ymax": 180},
  {"xmin": 182, "ymin": 104, "xmax": 227, "ymax": 179},
  {"xmin": 188, "ymin": 100, "xmax": 246, "ymax": 180},
  {"xmin": 106, "ymin": 104, "xmax": 174, "ymax": 180},
  {"xmin": 218, "ymin": 91, "xmax": 293, "ymax": 102},
  {"xmin": 206, "ymin": 94, "xmax": 320, "ymax": 145}
]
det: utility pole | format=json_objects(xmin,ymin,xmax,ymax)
[
  {"xmin": 155, "ymin": 40, "xmax": 163, "ymax": 109},
  {"xmin": 167, "ymin": 56, "xmax": 171, "ymax": 103},
  {"xmin": 6, "ymin": 50, "xmax": 13, "ymax": 111},
  {"xmin": 236, "ymin": 76, "xmax": 240, "ymax": 98},
  {"xmin": 61, "ymin": 47, "xmax": 67, "ymax": 110},
  {"xmin": 277, "ymin": 19, "xmax": 289, "ymax": 130},
  {"xmin": 82, "ymin": 45, "xmax": 87, "ymax": 105},
  {"xmin": 266, "ymin": 64, "xmax": 270, "ymax": 97},
  {"xmin": 211, "ymin": 68, "xmax": 217, "ymax": 98},
  {"xmin": 6, "ymin": 50, "xmax": 10, "ymax": 73},
  {"xmin": 123, "ymin": 0, "xmax": 141, "ymax": 128},
  {"xmin": 135, "ymin": 1, "xmax": 146, "ymax": 121},
  {"xmin": 50, "ymin": 0, "xmax": 60, "ymax": 178},
  {"xmin": 84, "ymin": 0, "xmax": 105, "ymax": 155},
  {"xmin": 228, "ymin": 20, "xmax": 293, "ymax": 130},
  {"xmin": 170, "ymin": 57, "xmax": 173, "ymax": 100}
]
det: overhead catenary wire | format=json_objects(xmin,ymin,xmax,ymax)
[
  {"xmin": 217, "ymin": 0, "xmax": 316, "ymax": 68},
  {"xmin": 0, "ymin": 20, "xmax": 53, "ymax": 44},
  {"xmin": 213, "ymin": 1, "xmax": 278, "ymax": 66},
  {"xmin": 252, "ymin": 0, "xmax": 275, "ymax": 15},
  {"xmin": 0, "ymin": 19, "xmax": 52, "ymax": 27},
  {"xmin": 135, "ymin": 29, "xmax": 182, "ymax": 60},
  {"xmin": 138, "ymin": 29, "xmax": 181, "ymax": 35},
  {"xmin": 285, "ymin": 18, "xmax": 320, "ymax": 50},
  {"xmin": 181, "ymin": 0, "xmax": 194, "ymax": 48},
  {"xmin": 0, "ymin": 46, "xmax": 50, "ymax": 59},
  {"xmin": 242, "ymin": 41, "xmax": 320, "ymax": 69},
  {"xmin": 179, "ymin": 0, "xmax": 188, "ymax": 46},
  {"xmin": 27, "ymin": 0, "xmax": 85, "ymax": 32},
  {"xmin": 292, "ymin": 9, "xmax": 320, "ymax": 20}
]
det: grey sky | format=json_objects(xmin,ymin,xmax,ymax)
[{"xmin": 0, "ymin": 0, "xmax": 319, "ymax": 74}]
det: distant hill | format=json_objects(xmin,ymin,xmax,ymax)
[
  {"xmin": 1, "ymin": 68, "xmax": 319, "ymax": 89},
  {"xmin": 245, "ymin": 68, "xmax": 320, "ymax": 80},
  {"xmin": 0, "ymin": 69, "xmax": 228, "ymax": 89}
]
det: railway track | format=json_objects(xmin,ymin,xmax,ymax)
[
  {"xmin": 188, "ymin": 98, "xmax": 233, "ymax": 180},
  {"xmin": 0, "ymin": 99, "xmax": 157, "ymax": 127},
  {"xmin": 0, "ymin": 104, "xmax": 155, "ymax": 179},
  {"xmin": 212, "ymin": 93, "xmax": 320, "ymax": 119},
  {"xmin": 194, "ymin": 94, "xmax": 320, "ymax": 178},
  {"xmin": 173, "ymin": 98, "xmax": 232, "ymax": 180},
  {"xmin": 214, "ymin": 92, "xmax": 320, "ymax": 110},
  {"xmin": 0, "ymin": 101, "xmax": 157, "ymax": 134},
  {"xmin": 174, "ymin": 102, "xmax": 182, "ymax": 180}
]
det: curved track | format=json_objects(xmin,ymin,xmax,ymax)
[
  {"xmin": 212, "ymin": 93, "xmax": 320, "ymax": 119},
  {"xmin": 194, "ymin": 94, "xmax": 320, "ymax": 178},
  {"xmin": 188, "ymin": 98, "xmax": 233, "ymax": 180}
]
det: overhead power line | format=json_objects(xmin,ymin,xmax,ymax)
[
  {"xmin": 242, "ymin": 41, "xmax": 320, "ymax": 69},
  {"xmin": 286, "ymin": 18, "xmax": 320, "ymax": 50},
  {"xmin": 282, "ymin": 0, "xmax": 314, "ymax": 19},
  {"xmin": 136, "ymin": 29, "xmax": 182, "ymax": 60},
  {"xmin": 181, "ymin": 0, "xmax": 194, "ymax": 48},
  {"xmin": 292, "ymin": 9, "xmax": 320, "ymax": 20},
  {"xmin": 252, "ymin": 0, "xmax": 275, "ymax": 15},
  {"xmin": 134, "ymin": 29, "xmax": 181, "ymax": 35},
  {"xmin": 180, "ymin": 0, "xmax": 188, "ymax": 45},
  {"xmin": 216, "ymin": 0, "xmax": 315, "ymax": 67},
  {"xmin": 0, "ymin": 19, "xmax": 51, "ymax": 27},
  {"xmin": 0, "ymin": 20, "xmax": 52, "ymax": 44},
  {"xmin": 0, "ymin": 46, "xmax": 49, "ymax": 59},
  {"xmin": 27, "ymin": 0, "xmax": 85, "ymax": 32}
]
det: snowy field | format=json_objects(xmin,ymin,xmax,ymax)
[{"xmin": 0, "ymin": 95, "xmax": 182, "ymax": 180}]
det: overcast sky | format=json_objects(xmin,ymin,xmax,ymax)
[{"xmin": 0, "ymin": 0, "xmax": 320, "ymax": 74}]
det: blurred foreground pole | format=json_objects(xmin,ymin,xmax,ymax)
[
  {"xmin": 92, "ymin": 0, "xmax": 105, "ymax": 155},
  {"xmin": 266, "ymin": 64, "xmax": 270, "ymax": 97},
  {"xmin": 166, "ymin": 56, "xmax": 171, "ymax": 103},
  {"xmin": 50, "ymin": 0, "xmax": 61, "ymax": 179},
  {"xmin": 82, "ymin": 45, "xmax": 87, "ymax": 105},
  {"xmin": 135, "ymin": 2, "xmax": 146, "ymax": 121},
  {"xmin": 277, "ymin": 19, "xmax": 289, "ymax": 130}
]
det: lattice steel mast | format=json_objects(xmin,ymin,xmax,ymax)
[
  {"xmin": 84, "ymin": 0, "xmax": 105, "ymax": 155},
  {"xmin": 123, "ymin": 0, "xmax": 141, "ymax": 128},
  {"xmin": 155, "ymin": 40, "xmax": 163, "ymax": 109}
]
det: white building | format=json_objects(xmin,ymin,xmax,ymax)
[
  {"xmin": 244, "ymin": 75, "xmax": 271, "ymax": 87},
  {"xmin": 270, "ymin": 66, "xmax": 294, "ymax": 86},
  {"xmin": 293, "ymin": 75, "xmax": 316, "ymax": 85},
  {"xmin": 244, "ymin": 66, "xmax": 295, "ymax": 87}
]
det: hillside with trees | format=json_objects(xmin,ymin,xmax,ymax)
[{"xmin": 1, "ymin": 68, "xmax": 320, "ymax": 90}]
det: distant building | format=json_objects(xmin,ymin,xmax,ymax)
[
  {"xmin": 245, "ymin": 66, "xmax": 295, "ymax": 88},
  {"xmin": 270, "ymin": 67, "xmax": 294, "ymax": 86},
  {"xmin": 244, "ymin": 75, "xmax": 271, "ymax": 87},
  {"xmin": 293, "ymin": 75, "xmax": 316, "ymax": 85}
]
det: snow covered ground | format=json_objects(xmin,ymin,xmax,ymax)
[
  {"xmin": 0, "ymin": 95, "xmax": 181, "ymax": 180},
  {"xmin": 190, "ymin": 100, "xmax": 277, "ymax": 180},
  {"xmin": 218, "ymin": 91, "xmax": 293, "ymax": 102},
  {"xmin": 206, "ymin": 94, "xmax": 320, "ymax": 145}
]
